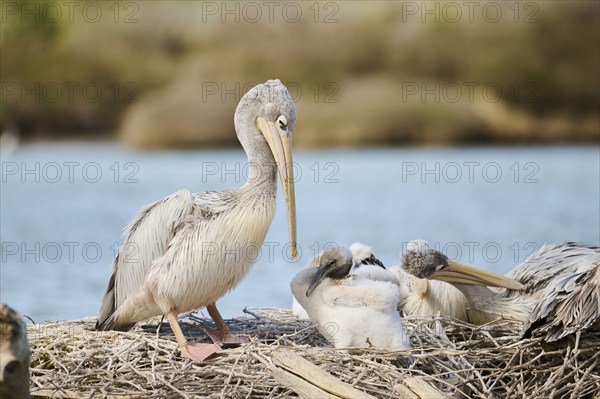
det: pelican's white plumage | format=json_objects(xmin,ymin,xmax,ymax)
[
  {"xmin": 291, "ymin": 245, "xmax": 411, "ymax": 350},
  {"xmin": 291, "ymin": 254, "xmax": 320, "ymax": 320},
  {"xmin": 96, "ymin": 80, "xmax": 298, "ymax": 359},
  {"xmin": 395, "ymin": 269, "xmax": 470, "ymax": 321},
  {"xmin": 291, "ymin": 297, "xmax": 310, "ymax": 320}
]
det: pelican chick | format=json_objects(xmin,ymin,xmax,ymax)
[
  {"xmin": 390, "ymin": 240, "xmax": 470, "ymax": 321},
  {"xmin": 291, "ymin": 254, "xmax": 320, "ymax": 320},
  {"xmin": 402, "ymin": 241, "xmax": 600, "ymax": 341},
  {"xmin": 347, "ymin": 242, "xmax": 389, "ymax": 279},
  {"xmin": 291, "ymin": 242, "xmax": 386, "ymax": 320},
  {"xmin": 96, "ymin": 80, "xmax": 298, "ymax": 361},
  {"xmin": 401, "ymin": 243, "xmax": 528, "ymax": 326},
  {"xmin": 291, "ymin": 245, "xmax": 411, "ymax": 350}
]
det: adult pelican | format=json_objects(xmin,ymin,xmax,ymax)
[
  {"xmin": 291, "ymin": 245, "xmax": 411, "ymax": 350},
  {"xmin": 96, "ymin": 79, "xmax": 297, "ymax": 361},
  {"xmin": 402, "ymin": 241, "xmax": 600, "ymax": 341}
]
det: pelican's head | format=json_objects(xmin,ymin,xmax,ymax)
[
  {"xmin": 401, "ymin": 240, "xmax": 431, "ymax": 299},
  {"xmin": 235, "ymin": 79, "xmax": 297, "ymax": 258},
  {"xmin": 349, "ymin": 242, "xmax": 385, "ymax": 269},
  {"xmin": 306, "ymin": 245, "xmax": 354, "ymax": 297},
  {"xmin": 401, "ymin": 241, "xmax": 524, "ymax": 290}
]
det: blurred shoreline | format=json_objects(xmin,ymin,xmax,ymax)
[
  {"xmin": 2, "ymin": 1, "xmax": 599, "ymax": 148},
  {"xmin": 8, "ymin": 134, "xmax": 600, "ymax": 149}
]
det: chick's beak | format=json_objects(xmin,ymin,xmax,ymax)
[
  {"xmin": 306, "ymin": 267, "xmax": 329, "ymax": 297},
  {"xmin": 430, "ymin": 261, "xmax": 524, "ymax": 290}
]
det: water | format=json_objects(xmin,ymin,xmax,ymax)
[{"xmin": 1, "ymin": 142, "xmax": 599, "ymax": 322}]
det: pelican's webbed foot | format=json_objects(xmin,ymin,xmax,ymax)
[
  {"xmin": 204, "ymin": 327, "xmax": 251, "ymax": 347},
  {"xmin": 181, "ymin": 342, "xmax": 223, "ymax": 362},
  {"xmin": 205, "ymin": 302, "xmax": 252, "ymax": 347},
  {"xmin": 167, "ymin": 311, "xmax": 223, "ymax": 362}
]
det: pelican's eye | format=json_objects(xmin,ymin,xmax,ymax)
[{"xmin": 277, "ymin": 115, "xmax": 288, "ymax": 131}]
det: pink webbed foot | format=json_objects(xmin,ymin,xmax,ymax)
[
  {"xmin": 180, "ymin": 342, "xmax": 223, "ymax": 362},
  {"xmin": 204, "ymin": 327, "xmax": 251, "ymax": 347}
]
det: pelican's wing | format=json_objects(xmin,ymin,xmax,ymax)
[
  {"xmin": 320, "ymin": 279, "xmax": 400, "ymax": 310},
  {"xmin": 290, "ymin": 268, "xmax": 317, "ymax": 313},
  {"xmin": 522, "ymin": 256, "xmax": 600, "ymax": 342},
  {"xmin": 388, "ymin": 265, "xmax": 411, "ymax": 288},
  {"xmin": 353, "ymin": 266, "xmax": 399, "ymax": 285},
  {"xmin": 505, "ymin": 242, "xmax": 600, "ymax": 298},
  {"xmin": 96, "ymin": 189, "xmax": 194, "ymax": 330},
  {"xmin": 388, "ymin": 265, "xmax": 421, "ymax": 306}
]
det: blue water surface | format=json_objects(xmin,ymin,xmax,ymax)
[{"xmin": 1, "ymin": 143, "xmax": 598, "ymax": 321}]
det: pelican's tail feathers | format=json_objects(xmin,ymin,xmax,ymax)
[
  {"xmin": 95, "ymin": 313, "xmax": 135, "ymax": 332},
  {"xmin": 95, "ymin": 272, "xmax": 136, "ymax": 332}
]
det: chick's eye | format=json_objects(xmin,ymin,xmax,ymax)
[{"xmin": 279, "ymin": 120, "xmax": 287, "ymax": 130}]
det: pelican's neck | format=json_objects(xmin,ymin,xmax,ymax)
[
  {"xmin": 450, "ymin": 283, "xmax": 524, "ymax": 310},
  {"xmin": 452, "ymin": 282, "xmax": 533, "ymax": 323},
  {"xmin": 238, "ymin": 125, "xmax": 278, "ymax": 198},
  {"xmin": 451, "ymin": 283, "xmax": 496, "ymax": 303}
]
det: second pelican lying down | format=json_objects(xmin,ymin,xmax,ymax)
[
  {"xmin": 291, "ymin": 245, "xmax": 411, "ymax": 350},
  {"xmin": 402, "ymin": 241, "xmax": 600, "ymax": 341}
]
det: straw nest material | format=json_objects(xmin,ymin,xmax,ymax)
[{"xmin": 28, "ymin": 307, "xmax": 599, "ymax": 399}]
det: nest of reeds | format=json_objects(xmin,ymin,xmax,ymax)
[{"xmin": 28, "ymin": 307, "xmax": 599, "ymax": 399}]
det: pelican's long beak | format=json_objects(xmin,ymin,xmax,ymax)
[
  {"xmin": 256, "ymin": 117, "xmax": 297, "ymax": 258},
  {"xmin": 306, "ymin": 267, "xmax": 329, "ymax": 297},
  {"xmin": 430, "ymin": 261, "xmax": 524, "ymax": 290}
]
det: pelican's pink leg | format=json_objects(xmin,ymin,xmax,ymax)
[
  {"xmin": 166, "ymin": 312, "xmax": 222, "ymax": 361},
  {"xmin": 205, "ymin": 303, "xmax": 250, "ymax": 345}
]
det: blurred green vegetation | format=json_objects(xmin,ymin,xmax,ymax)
[{"xmin": 1, "ymin": 1, "xmax": 599, "ymax": 147}]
